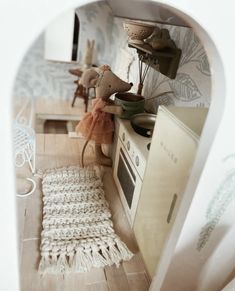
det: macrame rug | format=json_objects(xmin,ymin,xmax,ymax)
[{"xmin": 39, "ymin": 166, "xmax": 133, "ymax": 273}]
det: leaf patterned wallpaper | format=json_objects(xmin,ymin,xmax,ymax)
[
  {"xmin": 13, "ymin": 33, "xmax": 77, "ymax": 101},
  {"xmin": 110, "ymin": 18, "xmax": 211, "ymax": 113},
  {"xmin": 197, "ymin": 154, "xmax": 235, "ymax": 251},
  {"xmin": 13, "ymin": 1, "xmax": 114, "ymax": 101},
  {"xmin": 13, "ymin": 1, "xmax": 211, "ymax": 112},
  {"xmin": 76, "ymin": 1, "xmax": 115, "ymax": 65}
]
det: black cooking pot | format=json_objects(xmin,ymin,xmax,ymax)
[{"xmin": 130, "ymin": 113, "xmax": 156, "ymax": 137}]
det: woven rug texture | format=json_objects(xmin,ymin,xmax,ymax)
[{"xmin": 39, "ymin": 166, "xmax": 133, "ymax": 273}]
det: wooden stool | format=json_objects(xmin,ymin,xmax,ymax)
[
  {"xmin": 71, "ymin": 80, "xmax": 88, "ymax": 111},
  {"xmin": 69, "ymin": 68, "xmax": 87, "ymax": 112},
  {"xmin": 69, "ymin": 68, "xmax": 96, "ymax": 112}
]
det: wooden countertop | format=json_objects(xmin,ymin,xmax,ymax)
[{"xmin": 35, "ymin": 98, "xmax": 92, "ymax": 121}]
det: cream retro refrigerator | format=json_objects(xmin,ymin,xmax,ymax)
[{"xmin": 133, "ymin": 105, "xmax": 208, "ymax": 278}]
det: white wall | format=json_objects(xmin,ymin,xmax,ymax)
[
  {"xmin": 0, "ymin": 1, "xmax": 234, "ymax": 291},
  {"xmin": 151, "ymin": 2, "xmax": 234, "ymax": 290},
  {"xmin": 13, "ymin": 1, "xmax": 211, "ymax": 112}
]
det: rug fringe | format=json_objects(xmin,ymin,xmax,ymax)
[
  {"xmin": 115, "ymin": 238, "xmax": 134, "ymax": 261},
  {"xmin": 57, "ymin": 253, "xmax": 69, "ymax": 272},
  {"xmin": 91, "ymin": 245, "xmax": 108, "ymax": 268},
  {"xmin": 39, "ymin": 241, "xmax": 133, "ymax": 273},
  {"xmin": 38, "ymin": 253, "xmax": 51, "ymax": 272}
]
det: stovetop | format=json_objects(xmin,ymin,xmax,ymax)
[{"xmin": 116, "ymin": 117, "xmax": 151, "ymax": 179}]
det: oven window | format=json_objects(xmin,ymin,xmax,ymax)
[{"xmin": 117, "ymin": 154, "xmax": 135, "ymax": 209}]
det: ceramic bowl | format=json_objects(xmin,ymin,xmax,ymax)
[
  {"xmin": 123, "ymin": 21, "xmax": 155, "ymax": 44},
  {"xmin": 115, "ymin": 92, "xmax": 145, "ymax": 119}
]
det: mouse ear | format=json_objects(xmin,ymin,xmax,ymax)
[
  {"xmin": 99, "ymin": 64, "xmax": 111, "ymax": 72},
  {"xmin": 90, "ymin": 76, "xmax": 99, "ymax": 87},
  {"xmin": 79, "ymin": 68, "xmax": 99, "ymax": 88}
]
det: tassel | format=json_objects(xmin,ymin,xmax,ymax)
[
  {"xmin": 73, "ymin": 247, "xmax": 92, "ymax": 272},
  {"xmin": 51, "ymin": 253, "xmax": 58, "ymax": 265},
  {"xmin": 91, "ymin": 245, "xmax": 107, "ymax": 268},
  {"xmin": 83, "ymin": 247, "xmax": 93, "ymax": 271},
  {"xmin": 68, "ymin": 252, "xmax": 75, "ymax": 267},
  {"xmin": 115, "ymin": 239, "xmax": 134, "ymax": 261},
  {"xmin": 56, "ymin": 253, "xmax": 68, "ymax": 273},
  {"xmin": 72, "ymin": 247, "xmax": 83, "ymax": 271},
  {"xmin": 38, "ymin": 252, "xmax": 51, "ymax": 273},
  {"xmin": 108, "ymin": 242, "xmax": 122, "ymax": 267},
  {"xmin": 100, "ymin": 244, "xmax": 113, "ymax": 266},
  {"xmin": 67, "ymin": 243, "xmax": 75, "ymax": 268}
]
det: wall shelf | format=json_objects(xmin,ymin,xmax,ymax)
[{"xmin": 128, "ymin": 42, "xmax": 181, "ymax": 79}]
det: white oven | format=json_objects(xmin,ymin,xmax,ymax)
[{"xmin": 113, "ymin": 119, "xmax": 149, "ymax": 226}]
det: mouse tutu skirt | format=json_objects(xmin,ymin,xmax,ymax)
[{"xmin": 76, "ymin": 98, "xmax": 114, "ymax": 144}]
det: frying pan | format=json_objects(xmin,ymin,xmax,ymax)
[{"xmin": 130, "ymin": 113, "xmax": 156, "ymax": 137}]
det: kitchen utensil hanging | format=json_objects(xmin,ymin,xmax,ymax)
[{"xmin": 137, "ymin": 54, "xmax": 152, "ymax": 95}]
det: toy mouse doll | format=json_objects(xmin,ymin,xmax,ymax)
[{"xmin": 76, "ymin": 65, "xmax": 133, "ymax": 166}]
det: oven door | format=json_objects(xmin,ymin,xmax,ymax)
[{"xmin": 113, "ymin": 138, "xmax": 142, "ymax": 226}]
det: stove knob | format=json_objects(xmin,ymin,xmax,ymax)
[
  {"xmin": 135, "ymin": 155, "xmax": 139, "ymax": 167},
  {"xmin": 122, "ymin": 132, "xmax": 125, "ymax": 142},
  {"xmin": 127, "ymin": 141, "xmax": 130, "ymax": 151}
]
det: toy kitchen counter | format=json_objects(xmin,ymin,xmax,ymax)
[{"xmin": 35, "ymin": 98, "xmax": 91, "ymax": 133}]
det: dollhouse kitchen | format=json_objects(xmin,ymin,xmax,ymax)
[{"xmin": 13, "ymin": 1, "xmax": 211, "ymax": 290}]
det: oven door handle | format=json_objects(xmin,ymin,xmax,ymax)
[{"xmin": 119, "ymin": 147, "xmax": 136, "ymax": 184}]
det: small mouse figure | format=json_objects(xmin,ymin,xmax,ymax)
[{"xmin": 76, "ymin": 65, "xmax": 133, "ymax": 166}]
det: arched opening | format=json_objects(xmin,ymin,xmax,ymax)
[
  {"xmin": 72, "ymin": 14, "xmax": 80, "ymax": 61},
  {"xmin": 5, "ymin": 1, "xmax": 227, "ymax": 290}
]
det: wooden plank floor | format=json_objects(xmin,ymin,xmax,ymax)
[{"xmin": 17, "ymin": 134, "xmax": 150, "ymax": 291}]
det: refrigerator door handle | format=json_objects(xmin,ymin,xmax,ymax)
[{"xmin": 167, "ymin": 193, "xmax": 178, "ymax": 224}]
